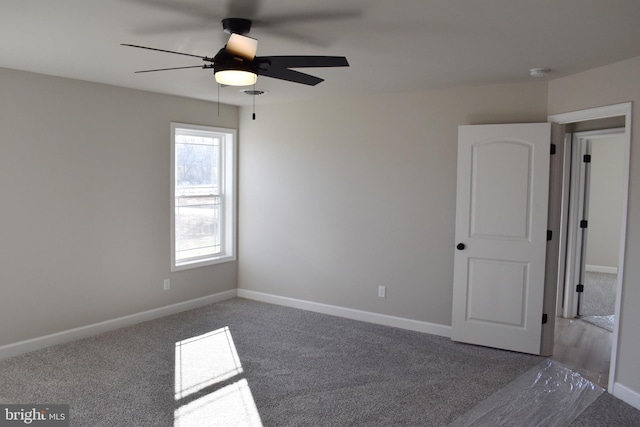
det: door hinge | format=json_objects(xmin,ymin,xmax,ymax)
[
  {"xmin": 542, "ymin": 313, "xmax": 548, "ymax": 324},
  {"xmin": 583, "ymin": 154, "xmax": 592, "ymax": 163},
  {"xmin": 547, "ymin": 230, "xmax": 553, "ymax": 241},
  {"xmin": 576, "ymin": 284, "xmax": 584, "ymax": 293},
  {"xmin": 550, "ymin": 144, "xmax": 556, "ymax": 155},
  {"xmin": 580, "ymin": 220, "xmax": 588, "ymax": 229}
]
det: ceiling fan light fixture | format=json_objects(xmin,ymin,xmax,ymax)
[
  {"xmin": 215, "ymin": 69, "xmax": 258, "ymax": 86},
  {"xmin": 213, "ymin": 47, "xmax": 258, "ymax": 86}
]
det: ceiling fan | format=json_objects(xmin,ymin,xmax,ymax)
[{"xmin": 122, "ymin": 17, "xmax": 349, "ymax": 87}]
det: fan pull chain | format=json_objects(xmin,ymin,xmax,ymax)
[
  {"xmin": 252, "ymin": 83, "xmax": 256, "ymax": 120},
  {"xmin": 217, "ymin": 84, "xmax": 220, "ymax": 117}
]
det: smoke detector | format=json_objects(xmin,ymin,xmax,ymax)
[{"xmin": 529, "ymin": 68, "xmax": 550, "ymax": 78}]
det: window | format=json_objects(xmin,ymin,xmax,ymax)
[{"xmin": 171, "ymin": 123, "xmax": 236, "ymax": 271}]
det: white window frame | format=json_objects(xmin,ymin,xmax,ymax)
[{"xmin": 171, "ymin": 122, "xmax": 236, "ymax": 271}]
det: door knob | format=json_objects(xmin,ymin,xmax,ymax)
[{"xmin": 456, "ymin": 243, "xmax": 465, "ymax": 250}]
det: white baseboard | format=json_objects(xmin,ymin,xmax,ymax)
[
  {"xmin": 237, "ymin": 289, "xmax": 452, "ymax": 338},
  {"xmin": 1, "ymin": 288, "xmax": 452, "ymax": 360},
  {"xmin": 0, "ymin": 289, "xmax": 238, "ymax": 360},
  {"xmin": 585, "ymin": 264, "xmax": 618, "ymax": 274},
  {"xmin": 613, "ymin": 382, "xmax": 640, "ymax": 411}
]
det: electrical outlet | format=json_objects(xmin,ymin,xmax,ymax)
[
  {"xmin": 378, "ymin": 285, "xmax": 386, "ymax": 298},
  {"xmin": 164, "ymin": 279, "xmax": 170, "ymax": 290}
]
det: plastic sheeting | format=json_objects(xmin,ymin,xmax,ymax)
[
  {"xmin": 449, "ymin": 359, "xmax": 604, "ymax": 427},
  {"xmin": 581, "ymin": 315, "xmax": 615, "ymax": 332}
]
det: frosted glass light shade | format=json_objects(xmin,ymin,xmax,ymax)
[{"xmin": 214, "ymin": 70, "xmax": 257, "ymax": 86}]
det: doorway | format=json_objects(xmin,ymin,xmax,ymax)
[
  {"xmin": 572, "ymin": 130, "xmax": 625, "ymax": 324},
  {"xmin": 548, "ymin": 104, "xmax": 631, "ymax": 392},
  {"xmin": 552, "ymin": 127, "xmax": 625, "ymax": 388}
]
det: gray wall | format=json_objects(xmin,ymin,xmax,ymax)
[
  {"xmin": 548, "ymin": 55, "xmax": 640, "ymax": 400},
  {"xmin": 0, "ymin": 67, "xmax": 239, "ymax": 346},
  {"xmin": 237, "ymin": 82, "xmax": 548, "ymax": 326}
]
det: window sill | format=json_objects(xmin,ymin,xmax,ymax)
[{"xmin": 171, "ymin": 255, "xmax": 236, "ymax": 272}]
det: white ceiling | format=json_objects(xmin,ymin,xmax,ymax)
[{"xmin": 2, "ymin": 0, "xmax": 640, "ymax": 106}]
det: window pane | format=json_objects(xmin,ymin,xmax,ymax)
[
  {"xmin": 175, "ymin": 197, "xmax": 221, "ymax": 261},
  {"xmin": 176, "ymin": 141, "xmax": 220, "ymax": 191}
]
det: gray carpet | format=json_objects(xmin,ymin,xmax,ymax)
[
  {"xmin": 570, "ymin": 392, "xmax": 640, "ymax": 427},
  {"xmin": 0, "ymin": 298, "xmax": 639, "ymax": 426},
  {"xmin": 581, "ymin": 271, "xmax": 617, "ymax": 316}
]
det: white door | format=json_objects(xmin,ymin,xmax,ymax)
[{"xmin": 451, "ymin": 123, "xmax": 551, "ymax": 355}]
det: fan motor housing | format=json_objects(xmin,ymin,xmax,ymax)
[{"xmin": 213, "ymin": 49, "xmax": 257, "ymax": 74}]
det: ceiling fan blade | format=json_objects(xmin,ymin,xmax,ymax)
[
  {"xmin": 256, "ymin": 10, "xmax": 362, "ymax": 27},
  {"xmin": 259, "ymin": 67, "xmax": 324, "ymax": 86},
  {"xmin": 227, "ymin": 0, "xmax": 259, "ymax": 18},
  {"xmin": 261, "ymin": 56, "xmax": 349, "ymax": 69},
  {"xmin": 133, "ymin": 21, "xmax": 217, "ymax": 37},
  {"xmin": 134, "ymin": 65, "xmax": 211, "ymax": 73},
  {"xmin": 121, "ymin": 44, "xmax": 213, "ymax": 61}
]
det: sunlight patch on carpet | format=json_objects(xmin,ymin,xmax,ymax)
[
  {"xmin": 175, "ymin": 327, "xmax": 243, "ymax": 399},
  {"xmin": 174, "ymin": 327, "xmax": 263, "ymax": 426},
  {"xmin": 174, "ymin": 379, "xmax": 262, "ymax": 427}
]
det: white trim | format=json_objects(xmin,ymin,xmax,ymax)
[
  {"xmin": 172, "ymin": 254, "xmax": 236, "ymax": 272},
  {"xmin": 0, "ymin": 289, "xmax": 238, "ymax": 360},
  {"xmin": 548, "ymin": 102, "xmax": 632, "ymax": 124},
  {"xmin": 573, "ymin": 127, "xmax": 626, "ymax": 139},
  {"xmin": 613, "ymin": 382, "xmax": 640, "ymax": 411},
  {"xmin": 585, "ymin": 264, "xmax": 618, "ymax": 274},
  {"xmin": 556, "ymin": 132, "xmax": 572, "ymax": 317},
  {"xmin": 237, "ymin": 289, "xmax": 452, "ymax": 337},
  {"xmin": 548, "ymin": 101, "xmax": 632, "ymax": 394}
]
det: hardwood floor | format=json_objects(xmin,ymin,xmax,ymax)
[{"xmin": 552, "ymin": 317, "xmax": 612, "ymax": 389}]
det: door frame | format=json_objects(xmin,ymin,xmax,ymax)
[{"xmin": 548, "ymin": 102, "xmax": 632, "ymax": 393}]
